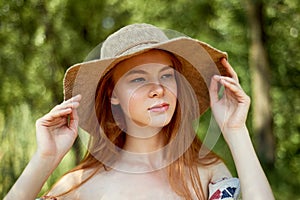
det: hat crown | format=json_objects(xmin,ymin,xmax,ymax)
[{"xmin": 101, "ymin": 23, "xmax": 169, "ymax": 58}]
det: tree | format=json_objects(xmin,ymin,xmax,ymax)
[{"xmin": 245, "ymin": 0, "xmax": 275, "ymax": 165}]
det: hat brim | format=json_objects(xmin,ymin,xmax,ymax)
[{"xmin": 63, "ymin": 37, "xmax": 229, "ymax": 134}]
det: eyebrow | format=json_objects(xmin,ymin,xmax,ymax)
[{"xmin": 125, "ymin": 65, "xmax": 174, "ymax": 77}]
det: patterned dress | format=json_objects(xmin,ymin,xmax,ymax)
[{"xmin": 208, "ymin": 177, "xmax": 241, "ymax": 200}]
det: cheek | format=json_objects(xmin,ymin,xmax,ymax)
[
  {"xmin": 118, "ymin": 87, "xmax": 146, "ymax": 118},
  {"xmin": 127, "ymin": 88, "xmax": 147, "ymax": 111}
]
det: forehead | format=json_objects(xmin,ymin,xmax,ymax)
[{"xmin": 112, "ymin": 50, "xmax": 174, "ymax": 80}]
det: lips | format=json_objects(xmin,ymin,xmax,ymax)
[{"xmin": 148, "ymin": 103, "xmax": 170, "ymax": 112}]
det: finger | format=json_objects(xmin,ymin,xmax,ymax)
[
  {"xmin": 64, "ymin": 94, "xmax": 82, "ymax": 101},
  {"xmin": 41, "ymin": 108, "xmax": 72, "ymax": 125},
  {"xmin": 221, "ymin": 58, "xmax": 239, "ymax": 82},
  {"xmin": 220, "ymin": 79, "xmax": 248, "ymax": 103},
  {"xmin": 222, "ymin": 80, "xmax": 240, "ymax": 94},
  {"xmin": 51, "ymin": 95, "xmax": 81, "ymax": 112},
  {"xmin": 67, "ymin": 95, "xmax": 80, "ymax": 127},
  {"xmin": 214, "ymin": 75, "xmax": 241, "ymax": 88},
  {"xmin": 61, "ymin": 94, "xmax": 81, "ymax": 107},
  {"xmin": 209, "ymin": 75, "xmax": 221, "ymax": 105},
  {"xmin": 68, "ymin": 109, "xmax": 79, "ymax": 135},
  {"xmin": 51, "ymin": 107, "xmax": 73, "ymax": 118},
  {"xmin": 42, "ymin": 95, "xmax": 81, "ymax": 126},
  {"xmin": 61, "ymin": 101, "xmax": 80, "ymax": 110}
]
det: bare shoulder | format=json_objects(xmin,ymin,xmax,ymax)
[
  {"xmin": 208, "ymin": 161, "xmax": 232, "ymax": 183},
  {"xmin": 46, "ymin": 169, "xmax": 89, "ymax": 198}
]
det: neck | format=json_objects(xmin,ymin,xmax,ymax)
[{"xmin": 123, "ymin": 127, "xmax": 166, "ymax": 153}]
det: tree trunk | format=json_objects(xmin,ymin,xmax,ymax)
[{"xmin": 246, "ymin": 0, "xmax": 275, "ymax": 166}]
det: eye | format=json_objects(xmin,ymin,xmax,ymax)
[
  {"xmin": 130, "ymin": 77, "xmax": 146, "ymax": 83},
  {"xmin": 161, "ymin": 73, "xmax": 174, "ymax": 79}
]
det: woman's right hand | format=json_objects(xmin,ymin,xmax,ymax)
[
  {"xmin": 35, "ymin": 94, "xmax": 82, "ymax": 161},
  {"xmin": 4, "ymin": 95, "xmax": 82, "ymax": 200}
]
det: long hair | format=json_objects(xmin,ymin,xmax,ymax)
[{"xmin": 48, "ymin": 50, "xmax": 221, "ymax": 199}]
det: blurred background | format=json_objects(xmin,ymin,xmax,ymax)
[{"xmin": 0, "ymin": 0, "xmax": 299, "ymax": 199}]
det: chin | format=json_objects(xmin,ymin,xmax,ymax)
[{"xmin": 148, "ymin": 116, "xmax": 173, "ymax": 128}]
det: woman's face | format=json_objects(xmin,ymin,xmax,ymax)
[{"xmin": 111, "ymin": 50, "xmax": 177, "ymax": 132}]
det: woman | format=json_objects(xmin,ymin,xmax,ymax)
[{"xmin": 5, "ymin": 23, "xmax": 274, "ymax": 199}]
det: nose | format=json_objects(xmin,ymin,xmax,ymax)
[{"xmin": 148, "ymin": 83, "xmax": 164, "ymax": 98}]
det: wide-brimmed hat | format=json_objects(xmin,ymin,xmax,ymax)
[{"xmin": 63, "ymin": 23, "xmax": 229, "ymax": 134}]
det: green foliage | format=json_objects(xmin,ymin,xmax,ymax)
[
  {"xmin": 264, "ymin": 0, "xmax": 300, "ymax": 197},
  {"xmin": 1, "ymin": 0, "xmax": 299, "ymax": 199},
  {"xmin": 0, "ymin": 0, "xmax": 130, "ymax": 197}
]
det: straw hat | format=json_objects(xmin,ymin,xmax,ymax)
[{"xmin": 63, "ymin": 23, "xmax": 229, "ymax": 134}]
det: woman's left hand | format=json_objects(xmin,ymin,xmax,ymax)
[{"xmin": 209, "ymin": 58, "xmax": 251, "ymax": 136}]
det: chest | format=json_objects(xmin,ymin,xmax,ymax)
[{"xmin": 77, "ymin": 170, "xmax": 182, "ymax": 200}]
